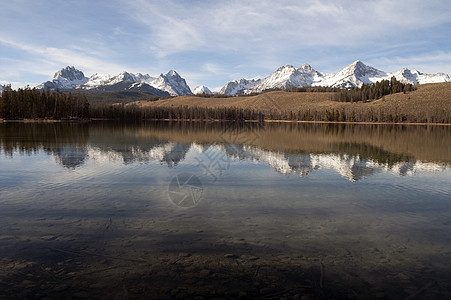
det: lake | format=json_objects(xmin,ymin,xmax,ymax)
[{"xmin": 0, "ymin": 121, "xmax": 450, "ymax": 299}]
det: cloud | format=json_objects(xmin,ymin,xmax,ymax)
[
  {"xmin": 368, "ymin": 51, "xmax": 451, "ymax": 74},
  {"xmin": 0, "ymin": 35, "xmax": 127, "ymax": 80},
  {"xmin": 115, "ymin": 0, "xmax": 451, "ymax": 83},
  {"xmin": 122, "ymin": 0, "xmax": 450, "ymax": 51}
]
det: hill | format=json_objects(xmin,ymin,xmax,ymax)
[{"xmin": 135, "ymin": 82, "xmax": 451, "ymax": 123}]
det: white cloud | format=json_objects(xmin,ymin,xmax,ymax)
[
  {"xmin": 0, "ymin": 35, "xmax": 127, "ymax": 80},
  {"xmin": 122, "ymin": 0, "xmax": 451, "ymax": 52},
  {"xmin": 368, "ymin": 51, "xmax": 451, "ymax": 74}
]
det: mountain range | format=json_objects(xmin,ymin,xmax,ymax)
[
  {"xmin": 223, "ymin": 60, "xmax": 450, "ymax": 95},
  {"xmin": 34, "ymin": 60, "xmax": 450, "ymax": 97},
  {"xmin": 37, "ymin": 67, "xmax": 192, "ymax": 96}
]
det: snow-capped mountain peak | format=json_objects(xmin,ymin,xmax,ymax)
[
  {"xmin": 389, "ymin": 68, "xmax": 450, "ymax": 85},
  {"xmin": 299, "ymin": 63, "xmax": 315, "ymax": 73},
  {"xmin": 390, "ymin": 68, "xmax": 421, "ymax": 84},
  {"xmin": 111, "ymin": 71, "xmax": 136, "ymax": 84},
  {"xmin": 298, "ymin": 63, "xmax": 325, "ymax": 84},
  {"xmin": 340, "ymin": 60, "xmax": 386, "ymax": 80},
  {"xmin": 38, "ymin": 66, "xmax": 89, "ymax": 90},
  {"xmin": 151, "ymin": 70, "xmax": 193, "ymax": 96},
  {"xmin": 252, "ymin": 64, "xmax": 321, "ymax": 93},
  {"xmin": 219, "ymin": 78, "xmax": 261, "ymax": 95},
  {"xmin": 193, "ymin": 85, "xmax": 213, "ymax": 95},
  {"xmin": 53, "ymin": 66, "xmax": 87, "ymax": 82},
  {"xmin": 319, "ymin": 60, "xmax": 388, "ymax": 88},
  {"xmin": 165, "ymin": 70, "xmax": 178, "ymax": 77}
]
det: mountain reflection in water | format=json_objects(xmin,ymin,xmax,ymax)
[{"xmin": 1, "ymin": 121, "xmax": 449, "ymax": 181}]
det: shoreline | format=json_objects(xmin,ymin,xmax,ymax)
[{"xmin": 1, "ymin": 118, "xmax": 451, "ymax": 126}]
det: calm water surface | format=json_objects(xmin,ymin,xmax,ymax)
[{"xmin": 0, "ymin": 121, "xmax": 450, "ymax": 299}]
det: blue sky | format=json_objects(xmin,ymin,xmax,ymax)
[{"xmin": 1, "ymin": 0, "xmax": 450, "ymax": 91}]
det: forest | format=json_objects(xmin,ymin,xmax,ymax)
[
  {"xmin": 332, "ymin": 77, "xmax": 416, "ymax": 102},
  {"xmin": 0, "ymin": 85, "xmax": 89, "ymax": 119}
]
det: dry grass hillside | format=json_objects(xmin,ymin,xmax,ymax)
[
  {"xmin": 367, "ymin": 82, "xmax": 451, "ymax": 115},
  {"xmin": 136, "ymin": 82, "xmax": 451, "ymax": 123},
  {"xmin": 137, "ymin": 91, "xmax": 335, "ymax": 113}
]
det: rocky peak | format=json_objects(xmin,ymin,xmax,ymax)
[{"xmin": 53, "ymin": 66, "xmax": 86, "ymax": 81}]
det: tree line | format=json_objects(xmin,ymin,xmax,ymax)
[
  {"xmin": 265, "ymin": 108, "xmax": 450, "ymax": 124},
  {"xmin": 0, "ymin": 85, "xmax": 89, "ymax": 119},
  {"xmin": 89, "ymin": 103, "xmax": 265, "ymax": 122},
  {"xmin": 88, "ymin": 103, "xmax": 450, "ymax": 124},
  {"xmin": 332, "ymin": 77, "xmax": 416, "ymax": 102}
]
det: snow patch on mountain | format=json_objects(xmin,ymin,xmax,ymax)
[{"xmin": 193, "ymin": 85, "xmax": 213, "ymax": 95}]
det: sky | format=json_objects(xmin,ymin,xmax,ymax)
[{"xmin": 1, "ymin": 0, "xmax": 450, "ymax": 91}]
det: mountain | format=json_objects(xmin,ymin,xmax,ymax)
[
  {"xmin": 37, "ymin": 66, "xmax": 89, "ymax": 90},
  {"xmin": 222, "ymin": 60, "xmax": 450, "ymax": 95},
  {"xmin": 298, "ymin": 63, "xmax": 326, "ymax": 84},
  {"xmin": 151, "ymin": 70, "xmax": 193, "ymax": 96},
  {"xmin": 79, "ymin": 71, "xmax": 168, "ymax": 96},
  {"xmin": 193, "ymin": 85, "xmax": 213, "ymax": 95},
  {"xmin": 37, "ymin": 67, "xmax": 191, "ymax": 97},
  {"xmin": 252, "ymin": 64, "xmax": 324, "ymax": 93},
  {"xmin": 219, "ymin": 79, "xmax": 261, "ymax": 95},
  {"xmin": 0, "ymin": 84, "xmax": 3, "ymax": 94},
  {"xmin": 85, "ymin": 81, "xmax": 170, "ymax": 96},
  {"xmin": 322, "ymin": 61, "xmax": 451, "ymax": 88},
  {"xmin": 319, "ymin": 60, "xmax": 388, "ymax": 88},
  {"xmin": 83, "ymin": 71, "xmax": 156, "ymax": 89},
  {"xmin": 29, "ymin": 62, "xmax": 451, "ymax": 97},
  {"xmin": 389, "ymin": 68, "xmax": 451, "ymax": 85}
]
